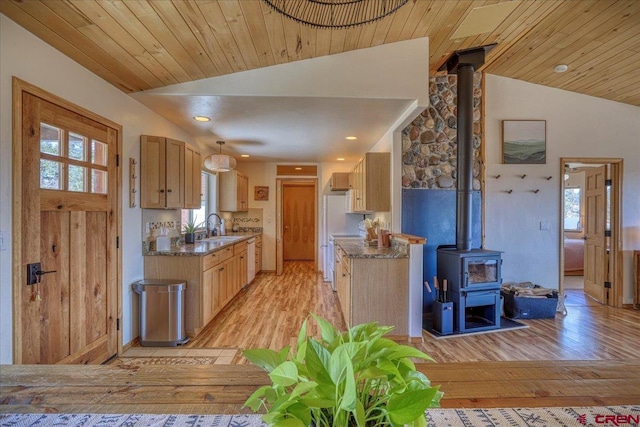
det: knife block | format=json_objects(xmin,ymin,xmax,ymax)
[{"xmin": 433, "ymin": 301, "xmax": 453, "ymax": 335}]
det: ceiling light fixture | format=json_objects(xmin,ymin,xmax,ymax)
[
  {"xmin": 204, "ymin": 141, "xmax": 236, "ymax": 172},
  {"xmin": 346, "ymin": 136, "xmax": 358, "ymax": 140},
  {"xmin": 193, "ymin": 116, "xmax": 211, "ymax": 122},
  {"xmin": 337, "ymin": 158, "xmax": 345, "ymax": 161},
  {"xmin": 262, "ymin": 0, "xmax": 409, "ymax": 29},
  {"xmin": 241, "ymin": 154, "xmax": 250, "ymax": 158},
  {"xmin": 295, "ymin": 167, "xmax": 302, "ymax": 171},
  {"xmin": 554, "ymin": 64, "xmax": 569, "ymax": 73}
]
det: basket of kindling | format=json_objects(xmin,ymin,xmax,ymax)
[{"xmin": 501, "ymin": 282, "xmax": 558, "ymax": 319}]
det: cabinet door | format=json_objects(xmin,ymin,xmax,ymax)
[
  {"xmin": 240, "ymin": 250, "xmax": 248, "ymax": 289},
  {"xmin": 219, "ymin": 171, "xmax": 238, "ymax": 211},
  {"xmin": 330, "ymin": 173, "xmax": 351, "ymax": 191},
  {"xmin": 140, "ymin": 136, "xmax": 166, "ymax": 208},
  {"xmin": 184, "ymin": 146, "xmax": 202, "ymax": 209},
  {"xmin": 238, "ymin": 173, "xmax": 249, "ymax": 212},
  {"xmin": 216, "ymin": 258, "xmax": 232, "ymax": 310},
  {"xmin": 256, "ymin": 240, "xmax": 262, "ymax": 273},
  {"xmin": 202, "ymin": 267, "xmax": 215, "ymax": 324},
  {"xmin": 165, "ymin": 138, "xmax": 185, "ymax": 208}
]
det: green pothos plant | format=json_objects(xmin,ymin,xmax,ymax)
[{"xmin": 243, "ymin": 314, "xmax": 442, "ymax": 427}]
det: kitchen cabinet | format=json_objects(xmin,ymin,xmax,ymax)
[
  {"xmin": 348, "ymin": 152, "xmax": 390, "ymax": 213},
  {"xmin": 140, "ymin": 135, "xmax": 201, "ymax": 209},
  {"xmin": 219, "ymin": 170, "xmax": 249, "ymax": 212},
  {"xmin": 255, "ymin": 235, "xmax": 263, "ymax": 273},
  {"xmin": 232, "ymin": 240, "xmax": 248, "ymax": 295},
  {"xmin": 334, "ymin": 245, "xmax": 409, "ymax": 336},
  {"xmin": 330, "ymin": 172, "xmax": 351, "ymax": 191},
  {"xmin": 184, "ymin": 144, "xmax": 202, "ymax": 209}
]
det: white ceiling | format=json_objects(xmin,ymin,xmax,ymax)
[{"xmin": 130, "ymin": 38, "xmax": 430, "ymax": 164}]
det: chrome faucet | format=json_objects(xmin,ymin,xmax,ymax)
[{"xmin": 206, "ymin": 213, "xmax": 222, "ymax": 237}]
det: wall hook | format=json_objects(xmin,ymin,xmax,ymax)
[
  {"xmin": 532, "ymin": 189, "xmax": 540, "ymax": 194},
  {"xmin": 494, "ymin": 174, "xmax": 501, "ymax": 179},
  {"xmin": 505, "ymin": 189, "xmax": 513, "ymax": 194},
  {"xmin": 520, "ymin": 174, "xmax": 527, "ymax": 179},
  {"xmin": 545, "ymin": 176, "xmax": 552, "ymax": 180}
]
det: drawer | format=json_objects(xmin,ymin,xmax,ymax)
[
  {"xmin": 203, "ymin": 252, "xmax": 221, "ymax": 270},
  {"xmin": 219, "ymin": 245, "xmax": 234, "ymax": 262},
  {"xmin": 233, "ymin": 240, "xmax": 248, "ymax": 255},
  {"xmin": 463, "ymin": 290, "xmax": 500, "ymax": 308}
]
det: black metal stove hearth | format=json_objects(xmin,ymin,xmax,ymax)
[{"xmin": 436, "ymin": 44, "xmax": 503, "ymax": 333}]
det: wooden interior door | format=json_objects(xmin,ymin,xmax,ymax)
[
  {"xmin": 283, "ymin": 184, "xmax": 315, "ymax": 261},
  {"xmin": 20, "ymin": 92, "xmax": 118, "ymax": 364},
  {"xmin": 583, "ymin": 166, "xmax": 606, "ymax": 304}
]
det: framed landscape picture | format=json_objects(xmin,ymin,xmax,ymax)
[{"xmin": 502, "ymin": 120, "xmax": 546, "ymax": 164}]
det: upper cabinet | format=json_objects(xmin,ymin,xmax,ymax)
[
  {"xmin": 140, "ymin": 135, "xmax": 201, "ymax": 209},
  {"xmin": 219, "ymin": 170, "xmax": 249, "ymax": 212},
  {"xmin": 184, "ymin": 144, "xmax": 202, "ymax": 209},
  {"xmin": 330, "ymin": 172, "xmax": 351, "ymax": 191},
  {"xmin": 349, "ymin": 152, "xmax": 390, "ymax": 213}
]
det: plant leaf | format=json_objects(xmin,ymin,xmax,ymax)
[
  {"xmin": 387, "ymin": 388, "xmax": 440, "ymax": 425},
  {"xmin": 243, "ymin": 347, "xmax": 290, "ymax": 372},
  {"xmin": 289, "ymin": 381, "xmax": 317, "ymax": 400},
  {"xmin": 269, "ymin": 361, "xmax": 299, "ymax": 387},
  {"xmin": 354, "ymin": 399, "xmax": 366, "ymax": 427},
  {"xmin": 299, "ymin": 397, "xmax": 335, "ymax": 408},
  {"xmin": 296, "ymin": 318, "xmax": 308, "ymax": 352},
  {"xmin": 311, "ymin": 312, "xmax": 340, "ymax": 343},
  {"xmin": 243, "ymin": 385, "xmax": 270, "ymax": 411},
  {"xmin": 339, "ymin": 355, "xmax": 356, "ymax": 411},
  {"xmin": 387, "ymin": 345, "xmax": 434, "ymax": 362},
  {"xmin": 306, "ymin": 338, "xmax": 333, "ymax": 386}
]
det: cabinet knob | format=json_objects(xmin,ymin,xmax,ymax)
[
  {"xmin": 160, "ymin": 189, "xmax": 165, "ymax": 193},
  {"xmin": 167, "ymin": 189, "xmax": 172, "ymax": 193}
]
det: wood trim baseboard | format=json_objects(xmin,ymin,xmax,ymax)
[{"xmin": 122, "ymin": 337, "xmax": 141, "ymax": 353}]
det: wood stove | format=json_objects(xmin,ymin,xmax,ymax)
[
  {"xmin": 437, "ymin": 246, "xmax": 502, "ymax": 332},
  {"xmin": 435, "ymin": 44, "xmax": 502, "ymax": 333}
]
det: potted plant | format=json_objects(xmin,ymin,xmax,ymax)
[
  {"xmin": 243, "ymin": 314, "xmax": 442, "ymax": 427},
  {"xmin": 182, "ymin": 218, "xmax": 199, "ymax": 244}
]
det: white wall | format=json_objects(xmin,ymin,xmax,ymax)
[
  {"xmin": 0, "ymin": 14, "xmax": 194, "ymax": 363},
  {"xmin": 485, "ymin": 74, "xmax": 640, "ymax": 303}
]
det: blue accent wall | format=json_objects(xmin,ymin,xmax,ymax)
[{"xmin": 401, "ymin": 189, "xmax": 482, "ymax": 323}]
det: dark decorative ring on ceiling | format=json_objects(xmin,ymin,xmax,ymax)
[{"xmin": 262, "ymin": 0, "xmax": 409, "ymax": 29}]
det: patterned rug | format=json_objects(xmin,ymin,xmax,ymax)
[{"xmin": 2, "ymin": 406, "xmax": 639, "ymax": 426}]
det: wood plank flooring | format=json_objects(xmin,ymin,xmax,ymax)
[{"xmin": 2, "ymin": 261, "xmax": 640, "ymax": 413}]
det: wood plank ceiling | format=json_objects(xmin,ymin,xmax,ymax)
[{"xmin": 2, "ymin": 0, "xmax": 639, "ymax": 107}]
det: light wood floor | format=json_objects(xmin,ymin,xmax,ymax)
[{"xmin": 2, "ymin": 261, "xmax": 639, "ymax": 413}]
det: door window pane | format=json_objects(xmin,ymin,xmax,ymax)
[
  {"xmin": 68, "ymin": 165, "xmax": 87, "ymax": 192},
  {"xmin": 40, "ymin": 159, "xmax": 63, "ymax": 190},
  {"xmin": 91, "ymin": 140, "xmax": 108, "ymax": 166},
  {"xmin": 91, "ymin": 169, "xmax": 108, "ymax": 194},
  {"xmin": 68, "ymin": 132, "xmax": 86, "ymax": 161},
  {"xmin": 564, "ymin": 187, "xmax": 581, "ymax": 231},
  {"xmin": 40, "ymin": 123, "xmax": 61, "ymax": 156}
]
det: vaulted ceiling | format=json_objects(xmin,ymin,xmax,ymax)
[
  {"xmin": 2, "ymin": 0, "xmax": 638, "ymax": 106},
  {"xmin": 2, "ymin": 1, "xmax": 638, "ymax": 162}
]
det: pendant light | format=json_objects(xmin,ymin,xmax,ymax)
[{"xmin": 204, "ymin": 141, "xmax": 237, "ymax": 172}]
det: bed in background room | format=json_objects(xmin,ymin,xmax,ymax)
[{"xmin": 564, "ymin": 237, "xmax": 584, "ymax": 276}]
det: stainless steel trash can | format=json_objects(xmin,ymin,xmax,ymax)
[{"xmin": 132, "ymin": 279, "xmax": 189, "ymax": 346}]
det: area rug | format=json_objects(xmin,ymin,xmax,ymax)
[
  {"xmin": 2, "ymin": 406, "xmax": 639, "ymax": 426},
  {"xmin": 424, "ymin": 316, "xmax": 528, "ymax": 339}
]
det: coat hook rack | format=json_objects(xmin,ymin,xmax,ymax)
[
  {"xmin": 545, "ymin": 176, "xmax": 552, "ymax": 180},
  {"xmin": 520, "ymin": 174, "xmax": 527, "ymax": 179},
  {"xmin": 532, "ymin": 189, "xmax": 540, "ymax": 194},
  {"xmin": 129, "ymin": 158, "xmax": 137, "ymax": 208}
]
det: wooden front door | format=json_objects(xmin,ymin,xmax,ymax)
[
  {"xmin": 283, "ymin": 184, "xmax": 315, "ymax": 261},
  {"xmin": 19, "ymin": 91, "xmax": 118, "ymax": 364},
  {"xmin": 583, "ymin": 166, "xmax": 606, "ymax": 304}
]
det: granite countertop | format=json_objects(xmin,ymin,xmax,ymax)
[
  {"xmin": 334, "ymin": 238, "xmax": 408, "ymax": 259},
  {"xmin": 144, "ymin": 232, "xmax": 261, "ymax": 256}
]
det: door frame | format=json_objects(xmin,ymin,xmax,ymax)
[
  {"xmin": 559, "ymin": 157, "xmax": 623, "ymax": 307},
  {"xmin": 11, "ymin": 77, "xmax": 123, "ymax": 363},
  {"xmin": 275, "ymin": 178, "xmax": 318, "ymax": 275}
]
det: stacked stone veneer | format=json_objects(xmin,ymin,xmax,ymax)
[{"xmin": 402, "ymin": 73, "xmax": 483, "ymax": 190}]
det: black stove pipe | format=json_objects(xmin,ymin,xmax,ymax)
[
  {"xmin": 438, "ymin": 44, "xmax": 496, "ymax": 252},
  {"xmin": 456, "ymin": 64, "xmax": 475, "ymax": 252}
]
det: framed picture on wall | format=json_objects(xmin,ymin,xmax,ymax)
[
  {"xmin": 255, "ymin": 186, "xmax": 269, "ymax": 201},
  {"xmin": 502, "ymin": 120, "xmax": 546, "ymax": 164}
]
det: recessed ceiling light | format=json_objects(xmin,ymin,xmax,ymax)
[
  {"xmin": 345, "ymin": 136, "xmax": 357, "ymax": 140},
  {"xmin": 193, "ymin": 116, "xmax": 210, "ymax": 122},
  {"xmin": 241, "ymin": 154, "xmax": 250, "ymax": 158},
  {"xmin": 295, "ymin": 167, "xmax": 302, "ymax": 170},
  {"xmin": 554, "ymin": 64, "xmax": 569, "ymax": 73},
  {"xmin": 337, "ymin": 158, "xmax": 345, "ymax": 161}
]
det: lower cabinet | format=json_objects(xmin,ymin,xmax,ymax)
[
  {"xmin": 255, "ymin": 235, "xmax": 263, "ymax": 274},
  {"xmin": 143, "ymin": 237, "xmax": 258, "ymax": 338},
  {"xmin": 334, "ymin": 246, "xmax": 409, "ymax": 336}
]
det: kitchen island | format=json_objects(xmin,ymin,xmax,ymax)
[
  {"xmin": 143, "ymin": 232, "xmax": 261, "ymax": 338},
  {"xmin": 333, "ymin": 237, "xmax": 411, "ymax": 338}
]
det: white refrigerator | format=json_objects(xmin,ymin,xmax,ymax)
[{"xmin": 322, "ymin": 194, "xmax": 361, "ymax": 283}]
